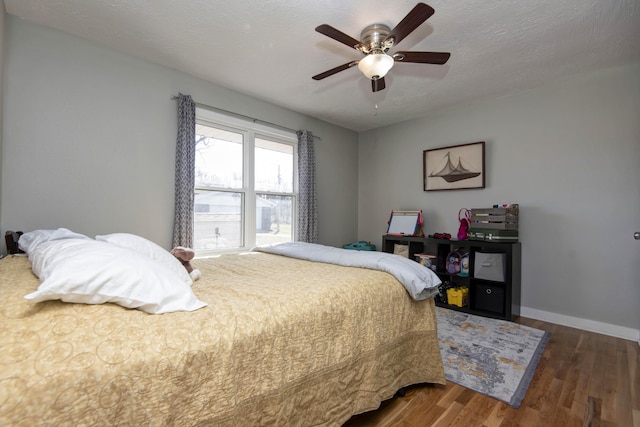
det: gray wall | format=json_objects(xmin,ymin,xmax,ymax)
[
  {"xmin": 359, "ymin": 63, "xmax": 640, "ymax": 339},
  {"xmin": 1, "ymin": 16, "xmax": 359, "ymax": 250}
]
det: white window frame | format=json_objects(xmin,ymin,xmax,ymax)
[{"xmin": 195, "ymin": 107, "xmax": 298, "ymax": 256}]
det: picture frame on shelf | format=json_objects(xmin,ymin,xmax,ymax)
[
  {"xmin": 423, "ymin": 141, "xmax": 485, "ymax": 191},
  {"xmin": 386, "ymin": 210, "xmax": 424, "ymax": 236}
]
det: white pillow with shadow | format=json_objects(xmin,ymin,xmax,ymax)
[
  {"xmin": 25, "ymin": 239, "xmax": 206, "ymax": 314},
  {"xmin": 96, "ymin": 233, "xmax": 193, "ymax": 287}
]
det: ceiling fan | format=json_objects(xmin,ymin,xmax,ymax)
[{"xmin": 312, "ymin": 3, "xmax": 450, "ymax": 92}]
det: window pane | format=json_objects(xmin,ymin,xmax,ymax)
[
  {"xmin": 255, "ymin": 138, "xmax": 293, "ymax": 192},
  {"xmin": 194, "ymin": 190, "xmax": 243, "ymax": 250},
  {"xmin": 255, "ymin": 194, "xmax": 293, "ymax": 246},
  {"xmin": 195, "ymin": 124, "xmax": 243, "ymax": 188}
]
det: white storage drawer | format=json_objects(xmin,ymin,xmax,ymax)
[{"xmin": 473, "ymin": 252, "xmax": 506, "ymax": 282}]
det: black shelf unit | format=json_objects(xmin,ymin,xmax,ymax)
[{"xmin": 382, "ymin": 235, "xmax": 521, "ymax": 321}]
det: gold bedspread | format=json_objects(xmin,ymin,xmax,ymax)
[{"xmin": 0, "ymin": 252, "xmax": 445, "ymax": 426}]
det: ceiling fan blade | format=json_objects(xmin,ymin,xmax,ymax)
[
  {"xmin": 393, "ymin": 51, "xmax": 451, "ymax": 64},
  {"xmin": 384, "ymin": 3, "xmax": 434, "ymax": 46},
  {"xmin": 315, "ymin": 24, "xmax": 363, "ymax": 50},
  {"xmin": 312, "ymin": 61, "xmax": 358, "ymax": 80},
  {"xmin": 372, "ymin": 77, "xmax": 386, "ymax": 92}
]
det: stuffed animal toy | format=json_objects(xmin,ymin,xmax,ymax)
[
  {"xmin": 171, "ymin": 246, "xmax": 201, "ymax": 282},
  {"xmin": 460, "ymin": 252, "xmax": 470, "ymax": 277},
  {"xmin": 446, "ymin": 249, "xmax": 463, "ymax": 274}
]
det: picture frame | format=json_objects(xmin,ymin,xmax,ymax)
[{"xmin": 423, "ymin": 141, "xmax": 485, "ymax": 191}]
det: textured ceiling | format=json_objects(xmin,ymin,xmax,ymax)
[{"xmin": 4, "ymin": 0, "xmax": 640, "ymax": 132}]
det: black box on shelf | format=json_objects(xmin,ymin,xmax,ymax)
[{"xmin": 472, "ymin": 283, "xmax": 505, "ymax": 315}]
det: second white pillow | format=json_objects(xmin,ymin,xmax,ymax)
[{"xmin": 96, "ymin": 233, "xmax": 193, "ymax": 286}]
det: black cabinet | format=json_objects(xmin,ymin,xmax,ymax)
[{"xmin": 382, "ymin": 235, "xmax": 521, "ymax": 320}]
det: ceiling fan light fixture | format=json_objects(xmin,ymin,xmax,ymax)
[
  {"xmin": 357, "ymin": 53, "xmax": 394, "ymax": 80},
  {"xmin": 313, "ymin": 3, "xmax": 448, "ymax": 92}
]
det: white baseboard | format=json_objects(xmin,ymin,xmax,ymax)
[{"xmin": 520, "ymin": 306, "xmax": 640, "ymax": 342}]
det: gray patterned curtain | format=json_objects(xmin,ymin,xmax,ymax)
[
  {"xmin": 172, "ymin": 94, "xmax": 196, "ymax": 248},
  {"xmin": 297, "ymin": 130, "xmax": 318, "ymax": 243}
]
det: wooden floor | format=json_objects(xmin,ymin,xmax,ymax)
[{"xmin": 344, "ymin": 317, "xmax": 639, "ymax": 427}]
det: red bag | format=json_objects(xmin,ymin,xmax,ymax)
[{"xmin": 457, "ymin": 208, "xmax": 471, "ymax": 240}]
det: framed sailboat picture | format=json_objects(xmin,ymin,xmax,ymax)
[{"xmin": 423, "ymin": 141, "xmax": 485, "ymax": 191}]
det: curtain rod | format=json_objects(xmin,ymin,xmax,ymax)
[{"xmin": 171, "ymin": 95, "xmax": 320, "ymax": 141}]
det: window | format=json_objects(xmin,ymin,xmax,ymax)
[{"xmin": 193, "ymin": 108, "xmax": 297, "ymax": 254}]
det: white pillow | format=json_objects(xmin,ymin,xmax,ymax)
[
  {"xmin": 96, "ymin": 233, "xmax": 193, "ymax": 286},
  {"xmin": 24, "ymin": 239, "xmax": 206, "ymax": 314},
  {"xmin": 18, "ymin": 228, "xmax": 91, "ymax": 255}
]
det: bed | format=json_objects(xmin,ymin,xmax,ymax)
[{"xmin": 0, "ymin": 230, "xmax": 445, "ymax": 426}]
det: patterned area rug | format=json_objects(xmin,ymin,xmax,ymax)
[{"xmin": 436, "ymin": 307, "xmax": 551, "ymax": 408}]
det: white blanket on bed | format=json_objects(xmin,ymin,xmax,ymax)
[{"xmin": 253, "ymin": 242, "xmax": 441, "ymax": 300}]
